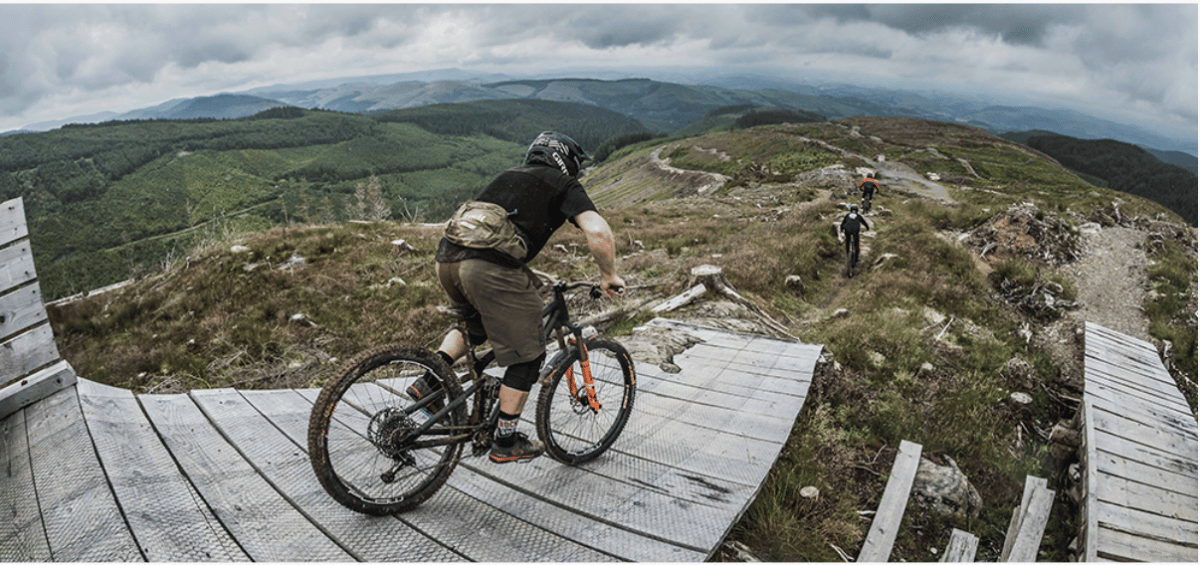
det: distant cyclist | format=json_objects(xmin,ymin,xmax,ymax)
[
  {"xmin": 859, "ymin": 173, "xmax": 879, "ymax": 213},
  {"xmin": 840, "ymin": 204, "xmax": 870, "ymax": 268}
]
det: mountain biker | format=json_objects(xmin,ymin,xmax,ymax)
[
  {"xmin": 859, "ymin": 173, "xmax": 879, "ymax": 211},
  {"xmin": 414, "ymin": 131, "xmax": 625, "ymax": 464},
  {"xmin": 840, "ymin": 203, "xmax": 870, "ymax": 268}
]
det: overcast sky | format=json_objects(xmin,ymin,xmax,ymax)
[{"xmin": 1, "ymin": 3, "xmax": 1196, "ymax": 141}]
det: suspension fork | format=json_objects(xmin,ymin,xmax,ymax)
[{"xmin": 559, "ymin": 324, "xmax": 603, "ymax": 412}]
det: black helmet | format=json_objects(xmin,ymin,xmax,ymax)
[
  {"xmin": 525, "ymin": 131, "xmax": 589, "ymax": 177},
  {"xmin": 850, "ymin": 204, "xmax": 859, "ymax": 212}
]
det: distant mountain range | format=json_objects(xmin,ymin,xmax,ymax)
[{"xmin": 5, "ymin": 68, "xmax": 1196, "ymax": 159}]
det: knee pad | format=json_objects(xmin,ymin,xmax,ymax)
[{"xmin": 502, "ymin": 353, "xmax": 546, "ymax": 392}]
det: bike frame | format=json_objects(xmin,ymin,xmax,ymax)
[{"xmin": 391, "ymin": 281, "xmax": 602, "ymax": 453}]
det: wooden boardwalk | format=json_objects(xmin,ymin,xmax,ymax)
[
  {"xmin": 1, "ymin": 318, "xmax": 822, "ymax": 562},
  {"xmin": 1078, "ymin": 321, "xmax": 1198, "ymax": 562}
]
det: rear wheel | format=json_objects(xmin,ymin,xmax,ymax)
[
  {"xmin": 535, "ymin": 337, "xmax": 636, "ymax": 464},
  {"xmin": 308, "ymin": 346, "xmax": 466, "ymax": 514}
]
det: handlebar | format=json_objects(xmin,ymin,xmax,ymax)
[{"xmin": 552, "ymin": 280, "xmax": 623, "ymax": 299}]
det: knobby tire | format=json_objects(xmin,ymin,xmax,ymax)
[
  {"xmin": 308, "ymin": 345, "xmax": 466, "ymax": 515},
  {"xmin": 535, "ymin": 336, "xmax": 636, "ymax": 465}
]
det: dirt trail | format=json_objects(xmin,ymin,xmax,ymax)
[{"xmin": 1057, "ymin": 226, "xmax": 1152, "ymax": 341}]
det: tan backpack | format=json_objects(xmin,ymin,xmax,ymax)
[{"xmin": 443, "ymin": 201, "xmax": 528, "ymax": 261}]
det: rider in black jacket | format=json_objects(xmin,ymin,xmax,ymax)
[{"xmin": 840, "ymin": 204, "xmax": 870, "ymax": 267}]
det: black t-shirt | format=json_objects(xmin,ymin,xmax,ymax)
[
  {"xmin": 840, "ymin": 212, "xmax": 870, "ymax": 234},
  {"xmin": 437, "ymin": 164, "xmax": 598, "ymax": 267}
]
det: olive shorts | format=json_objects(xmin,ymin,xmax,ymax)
[{"xmin": 437, "ymin": 259, "xmax": 545, "ymax": 367}]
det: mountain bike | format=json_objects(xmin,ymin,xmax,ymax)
[
  {"xmin": 844, "ymin": 233, "xmax": 861, "ymax": 278},
  {"xmin": 307, "ymin": 280, "xmax": 637, "ymax": 515},
  {"xmin": 861, "ymin": 192, "xmax": 873, "ymax": 213}
]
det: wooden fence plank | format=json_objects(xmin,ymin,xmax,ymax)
[
  {"xmin": 0, "ymin": 324, "xmax": 62, "ymax": 386},
  {"xmin": 1002, "ymin": 477, "xmax": 1054, "ymax": 562},
  {"xmin": 76, "ymin": 379, "xmax": 249, "ymax": 562},
  {"xmin": 0, "ymin": 360, "xmax": 75, "ymax": 420},
  {"xmin": 0, "ymin": 409, "xmax": 52, "ymax": 561},
  {"xmin": 23, "ymin": 386, "xmax": 141, "ymax": 561},
  {"xmin": 0, "ymin": 282, "xmax": 47, "ymax": 342},
  {"xmin": 858, "ymin": 440, "xmax": 922, "ymax": 562},
  {"xmin": 0, "ymin": 199, "xmax": 29, "ymax": 249},
  {"xmin": 0, "ymin": 240, "xmax": 36, "ymax": 293},
  {"xmin": 139, "ymin": 393, "xmax": 352, "ymax": 562},
  {"xmin": 939, "ymin": 528, "xmax": 978, "ymax": 562}
]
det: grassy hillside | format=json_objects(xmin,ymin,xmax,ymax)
[
  {"xmin": 0, "ymin": 101, "xmax": 649, "ymax": 299},
  {"xmin": 44, "ymin": 117, "xmax": 1197, "ymax": 561}
]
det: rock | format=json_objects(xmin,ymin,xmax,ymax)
[
  {"xmin": 831, "ymin": 308, "xmax": 849, "ymax": 319},
  {"xmin": 1007, "ymin": 391, "xmax": 1034, "ymax": 409},
  {"xmin": 918, "ymin": 362, "xmax": 935, "ymax": 377},
  {"xmin": 278, "ymin": 253, "xmax": 306, "ymax": 271},
  {"xmin": 387, "ymin": 277, "xmax": 406, "ymax": 287},
  {"xmin": 623, "ymin": 327, "xmax": 704, "ymax": 374},
  {"xmin": 231, "ymin": 245, "xmax": 251, "ymax": 253},
  {"xmin": 784, "ymin": 274, "xmax": 805, "ymax": 296},
  {"xmin": 911, "ymin": 455, "xmax": 983, "ymax": 521},
  {"xmin": 391, "ymin": 239, "xmax": 415, "ymax": 255},
  {"xmin": 800, "ymin": 486, "xmax": 820, "ymax": 500}
]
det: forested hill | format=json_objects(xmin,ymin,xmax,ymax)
[
  {"xmin": 0, "ymin": 100, "xmax": 648, "ymax": 300},
  {"xmin": 1003, "ymin": 133, "xmax": 1197, "ymax": 226}
]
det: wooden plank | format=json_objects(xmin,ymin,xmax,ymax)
[
  {"xmin": 1096, "ymin": 524, "xmax": 1199, "ymax": 562},
  {"xmin": 0, "ymin": 408, "xmax": 52, "ymax": 561},
  {"xmin": 0, "ymin": 240, "xmax": 37, "ymax": 296},
  {"xmin": 0, "ymin": 282, "xmax": 47, "ymax": 342},
  {"xmin": 0, "ymin": 323, "xmax": 62, "ymax": 386},
  {"xmin": 1085, "ymin": 361, "xmax": 1191, "ymax": 411},
  {"xmin": 1092, "ymin": 427, "xmax": 1198, "ymax": 487},
  {"xmin": 287, "ymin": 388, "xmax": 702, "ymax": 562},
  {"xmin": 1000, "ymin": 476, "xmax": 1041, "ymax": 561},
  {"xmin": 1094, "ymin": 499, "xmax": 1198, "ymax": 547},
  {"xmin": 1093, "ymin": 445, "xmax": 1198, "ymax": 498},
  {"xmin": 76, "ymin": 379, "xmax": 249, "ymax": 562},
  {"xmin": 139, "ymin": 393, "xmax": 353, "ymax": 562},
  {"xmin": 0, "ymin": 198, "xmax": 29, "ymax": 250},
  {"xmin": 23, "ymin": 385, "xmax": 142, "ymax": 561},
  {"xmin": 939, "ymin": 528, "xmax": 978, "ymax": 562},
  {"xmin": 1094, "ymin": 469, "xmax": 1198, "ymax": 522},
  {"xmin": 0, "ymin": 360, "xmax": 75, "ymax": 420},
  {"xmin": 1003, "ymin": 477, "xmax": 1054, "ymax": 562},
  {"xmin": 190, "ymin": 388, "xmax": 478, "ymax": 562},
  {"xmin": 1081, "ymin": 399, "xmax": 1100, "ymax": 562},
  {"xmin": 1091, "ymin": 405, "xmax": 1198, "ymax": 462},
  {"xmin": 858, "ymin": 440, "xmax": 922, "ymax": 562},
  {"xmin": 1085, "ymin": 379, "xmax": 1195, "ymax": 429}
]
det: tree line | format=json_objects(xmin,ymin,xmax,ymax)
[
  {"xmin": 1026, "ymin": 135, "xmax": 1197, "ymax": 226},
  {"xmin": 0, "ymin": 100, "xmax": 651, "ymax": 299}
]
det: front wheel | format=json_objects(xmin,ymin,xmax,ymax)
[
  {"xmin": 308, "ymin": 346, "xmax": 466, "ymax": 514},
  {"xmin": 535, "ymin": 336, "xmax": 636, "ymax": 464}
]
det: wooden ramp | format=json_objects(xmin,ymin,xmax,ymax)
[
  {"xmin": 1, "ymin": 318, "xmax": 822, "ymax": 562},
  {"xmin": 1078, "ymin": 321, "xmax": 1198, "ymax": 562}
]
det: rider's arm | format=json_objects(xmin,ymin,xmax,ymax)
[{"xmin": 574, "ymin": 210, "xmax": 625, "ymax": 292}]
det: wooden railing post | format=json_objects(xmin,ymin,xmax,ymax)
[{"xmin": 0, "ymin": 198, "xmax": 76, "ymax": 419}]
